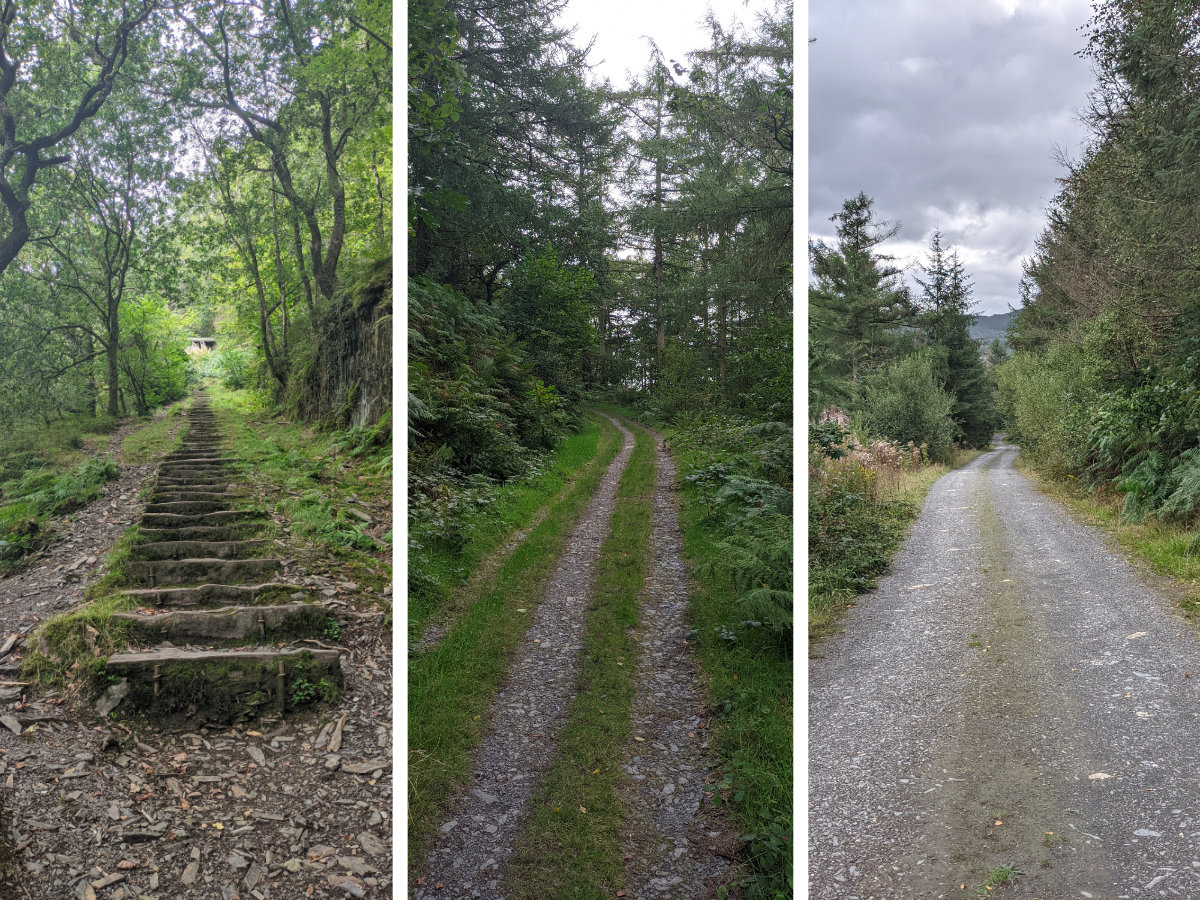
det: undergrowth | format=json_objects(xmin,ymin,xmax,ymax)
[
  {"xmin": 666, "ymin": 414, "xmax": 793, "ymax": 900},
  {"xmin": 408, "ymin": 414, "xmax": 611, "ymax": 639},
  {"xmin": 206, "ymin": 382, "xmax": 392, "ymax": 595},
  {"xmin": 0, "ymin": 457, "xmax": 120, "ymax": 570}
]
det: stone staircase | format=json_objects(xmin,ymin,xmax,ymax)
[{"xmin": 100, "ymin": 393, "xmax": 341, "ymax": 722}]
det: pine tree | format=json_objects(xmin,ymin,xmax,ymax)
[
  {"xmin": 915, "ymin": 231, "xmax": 996, "ymax": 447},
  {"xmin": 809, "ymin": 193, "xmax": 913, "ymax": 403}
]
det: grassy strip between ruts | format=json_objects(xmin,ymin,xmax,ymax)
[
  {"xmin": 409, "ymin": 413, "xmax": 615, "ymax": 642},
  {"xmin": 501, "ymin": 418, "xmax": 655, "ymax": 899},
  {"xmin": 407, "ymin": 413, "xmax": 626, "ymax": 870},
  {"xmin": 809, "ymin": 448, "xmax": 982, "ymax": 643}
]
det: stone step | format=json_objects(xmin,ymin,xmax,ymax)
[
  {"xmin": 124, "ymin": 557, "xmax": 282, "ymax": 586},
  {"xmin": 130, "ymin": 540, "xmax": 267, "ymax": 562},
  {"xmin": 153, "ymin": 483, "xmax": 232, "ymax": 494},
  {"xmin": 156, "ymin": 475, "xmax": 234, "ymax": 487},
  {"xmin": 122, "ymin": 582, "xmax": 311, "ymax": 608},
  {"xmin": 112, "ymin": 603, "xmax": 327, "ymax": 641},
  {"xmin": 101, "ymin": 648, "xmax": 342, "ymax": 721},
  {"xmin": 141, "ymin": 511, "xmax": 262, "ymax": 528},
  {"xmin": 163, "ymin": 456, "xmax": 236, "ymax": 464},
  {"xmin": 137, "ymin": 526, "xmax": 260, "ymax": 543},
  {"xmin": 144, "ymin": 500, "xmax": 238, "ymax": 515},
  {"xmin": 149, "ymin": 491, "xmax": 234, "ymax": 504}
]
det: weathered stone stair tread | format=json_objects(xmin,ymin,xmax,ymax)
[
  {"xmin": 155, "ymin": 476, "xmax": 235, "ymax": 487},
  {"xmin": 138, "ymin": 526, "xmax": 260, "ymax": 542},
  {"xmin": 148, "ymin": 494, "xmax": 232, "ymax": 508},
  {"xmin": 124, "ymin": 558, "xmax": 282, "ymax": 586},
  {"xmin": 144, "ymin": 501, "xmax": 240, "ymax": 514},
  {"xmin": 131, "ymin": 540, "xmax": 267, "ymax": 561},
  {"xmin": 111, "ymin": 603, "xmax": 325, "ymax": 639},
  {"xmin": 121, "ymin": 583, "xmax": 311, "ymax": 606},
  {"xmin": 141, "ymin": 511, "xmax": 262, "ymax": 527},
  {"xmin": 107, "ymin": 647, "xmax": 338, "ymax": 665}
]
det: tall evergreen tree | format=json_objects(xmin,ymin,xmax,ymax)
[
  {"xmin": 809, "ymin": 192, "xmax": 913, "ymax": 403},
  {"xmin": 915, "ymin": 231, "xmax": 996, "ymax": 447}
]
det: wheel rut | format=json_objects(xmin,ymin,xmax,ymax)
[
  {"xmin": 414, "ymin": 415, "xmax": 635, "ymax": 900},
  {"xmin": 620, "ymin": 424, "xmax": 730, "ymax": 897}
]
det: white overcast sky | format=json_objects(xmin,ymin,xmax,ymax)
[
  {"xmin": 559, "ymin": 0, "xmax": 780, "ymax": 88},
  {"xmin": 809, "ymin": 0, "xmax": 1096, "ymax": 315}
]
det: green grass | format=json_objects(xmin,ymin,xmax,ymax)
[
  {"xmin": 409, "ymin": 415, "xmax": 614, "ymax": 641},
  {"xmin": 0, "ymin": 457, "xmax": 121, "ymax": 570},
  {"xmin": 502, "ymin": 419, "xmax": 655, "ymax": 899},
  {"xmin": 407, "ymin": 415, "xmax": 627, "ymax": 870},
  {"xmin": 205, "ymin": 382, "xmax": 391, "ymax": 594},
  {"xmin": 119, "ymin": 400, "xmax": 189, "ymax": 463}
]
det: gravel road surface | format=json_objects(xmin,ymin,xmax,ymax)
[{"xmin": 810, "ymin": 439, "xmax": 1200, "ymax": 899}]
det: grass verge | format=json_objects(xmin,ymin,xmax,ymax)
[
  {"xmin": 119, "ymin": 400, "xmax": 189, "ymax": 463},
  {"xmin": 407, "ymin": 415, "xmax": 627, "ymax": 871},
  {"xmin": 809, "ymin": 448, "xmax": 981, "ymax": 643},
  {"xmin": 409, "ymin": 414, "xmax": 615, "ymax": 642},
  {"xmin": 501, "ymin": 420, "xmax": 655, "ymax": 899},
  {"xmin": 206, "ymin": 382, "xmax": 392, "ymax": 594},
  {"xmin": 678, "ymin": 492, "xmax": 793, "ymax": 900}
]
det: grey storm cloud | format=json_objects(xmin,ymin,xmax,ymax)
[{"xmin": 809, "ymin": 0, "xmax": 1097, "ymax": 314}]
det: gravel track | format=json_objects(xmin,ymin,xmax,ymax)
[
  {"xmin": 413, "ymin": 416, "xmax": 635, "ymax": 900},
  {"xmin": 810, "ymin": 440, "xmax": 1200, "ymax": 898},
  {"xmin": 620, "ymin": 425, "xmax": 729, "ymax": 898}
]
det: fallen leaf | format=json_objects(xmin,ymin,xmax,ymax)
[
  {"xmin": 579, "ymin": 806, "xmax": 587, "ymax": 814},
  {"xmin": 1088, "ymin": 773, "xmax": 1112, "ymax": 780},
  {"xmin": 634, "ymin": 736, "xmax": 645, "ymax": 742},
  {"xmin": 593, "ymin": 768, "xmax": 600, "ymax": 775},
  {"xmin": 434, "ymin": 882, "xmax": 444, "ymax": 890},
  {"xmin": 116, "ymin": 861, "xmax": 136, "ymax": 870},
  {"xmin": 212, "ymin": 822, "xmax": 224, "ymax": 830},
  {"xmin": 617, "ymin": 892, "xmax": 627, "ymax": 898}
]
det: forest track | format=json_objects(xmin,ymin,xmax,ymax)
[
  {"xmin": 414, "ymin": 415, "xmax": 732, "ymax": 899},
  {"xmin": 414, "ymin": 415, "xmax": 635, "ymax": 899},
  {"xmin": 810, "ymin": 438, "xmax": 1200, "ymax": 898}
]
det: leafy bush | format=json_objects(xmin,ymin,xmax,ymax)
[
  {"xmin": 857, "ymin": 352, "xmax": 957, "ymax": 462},
  {"xmin": 0, "ymin": 457, "xmax": 120, "ymax": 566},
  {"xmin": 809, "ymin": 457, "xmax": 911, "ymax": 599},
  {"xmin": 995, "ymin": 347, "xmax": 1095, "ymax": 478}
]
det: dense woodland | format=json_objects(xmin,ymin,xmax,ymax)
[
  {"xmin": 408, "ymin": 0, "xmax": 793, "ymax": 631},
  {"xmin": 999, "ymin": 0, "xmax": 1200, "ymax": 525},
  {"xmin": 0, "ymin": 0, "xmax": 391, "ymax": 430},
  {"xmin": 408, "ymin": 1, "xmax": 792, "ymax": 895}
]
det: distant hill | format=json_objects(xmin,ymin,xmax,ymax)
[{"xmin": 970, "ymin": 311, "xmax": 1017, "ymax": 346}]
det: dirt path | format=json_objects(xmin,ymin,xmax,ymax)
[
  {"xmin": 620, "ymin": 425, "xmax": 730, "ymax": 897},
  {"xmin": 810, "ymin": 439, "xmax": 1200, "ymax": 898},
  {"xmin": 413, "ymin": 415, "xmax": 635, "ymax": 899}
]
